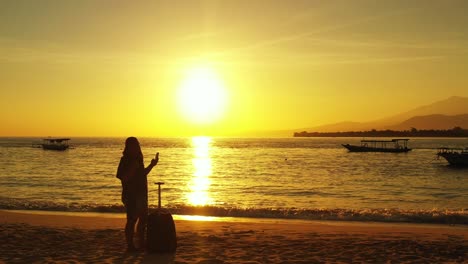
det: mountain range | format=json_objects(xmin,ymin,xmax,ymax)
[{"xmin": 298, "ymin": 96, "xmax": 468, "ymax": 133}]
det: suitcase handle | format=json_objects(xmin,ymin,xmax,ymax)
[{"xmin": 155, "ymin": 182, "xmax": 164, "ymax": 209}]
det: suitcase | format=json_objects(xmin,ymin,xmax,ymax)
[{"xmin": 147, "ymin": 182, "xmax": 177, "ymax": 253}]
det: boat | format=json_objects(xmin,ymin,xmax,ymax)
[
  {"xmin": 342, "ymin": 139, "xmax": 411, "ymax": 153},
  {"xmin": 41, "ymin": 138, "xmax": 70, "ymax": 151},
  {"xmin": 437, "ymin": 148, "xmax": 468, "ymax": 166}
]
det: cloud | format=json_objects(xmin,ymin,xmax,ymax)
[
  {"xmin": 180, "ymin": 5, "xmax": 468, "ymax": 68},
  {"xmin": 0, "ymin": 37, "xmax": 171, "ymax": 66},
  {"xmin": 177, "ymin": 7, "xmax": 429, "ymax": 65}
]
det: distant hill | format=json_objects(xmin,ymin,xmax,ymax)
[
  {"xmin": 294, "ymin": 127, "xmax": 468, "ymax": 137},
  {"xmin": 304, "ymin": 96, "xmax": 468, "ymax": 132},
  {"xmin": 388, "ymin": 114, "xmax": 468, "ymax": 130}
]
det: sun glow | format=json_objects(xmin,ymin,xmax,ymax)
[{"xmin": 177, "ymin": 66, "xmax": 228, "ymax": 124}]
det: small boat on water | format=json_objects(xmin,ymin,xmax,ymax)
[
  {"xmin": 437, "ymin": 148, "xmax": 468, "ymax": 166},
  {"xmin": 342, "ymin": 139, "xmax": 411, "ymax": 153},
  {"xmin": 41, "ymin": 138, "xmax": 70, "ymax": 151}
]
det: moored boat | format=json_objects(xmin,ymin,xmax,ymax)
[
  {"xmin": 437, "ymin": 148, "xmax": 468, "ymax": 166},
  {"xmin": 41, "ymin": 138, "xmax": 70, "ymax": 151},
  {"xmin": 342, "ymin": 139, "xmax": 411, "ymax": 153}
]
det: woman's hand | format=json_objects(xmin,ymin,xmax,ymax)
[{"xmin": 150, "ymin": 152, "xmax": 159, "ymax": 167}]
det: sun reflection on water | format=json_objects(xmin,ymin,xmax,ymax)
[{"xmin": 187, "ymin": 136, "xmax": 213, "ymax": 206}]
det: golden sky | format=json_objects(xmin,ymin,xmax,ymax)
[{"xmin": 1, "ymin": 0, "xmax": 467, "ymax": 137}]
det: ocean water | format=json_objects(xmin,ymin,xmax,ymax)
[{"xmin": 0, "ymin": 137, "xmax": 467, "ymax": 224}]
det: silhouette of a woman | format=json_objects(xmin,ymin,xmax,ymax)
[{"xmin": 116, "ymin": 137, "xmax": 158, "ymax": 251}]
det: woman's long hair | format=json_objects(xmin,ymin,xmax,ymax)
[{"xmin": 122, "ymin": 137, "xmax": 143, "ymax": 165}]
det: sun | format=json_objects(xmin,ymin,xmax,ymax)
[{"xmin": 177, "ymin": 66, "xmax": 228, "ymax": 124}]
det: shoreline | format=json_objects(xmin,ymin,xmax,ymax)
[
  {"xmin": 2, "ymin": 210, "xmax": 467, "ymax": 263},
  {"xmin": 3, "ymin": 209, "xmax": 468, "ymax": 228},
  {"xmin": 2, "ymin": 204, "xmax": 467, "ymax": 225}
]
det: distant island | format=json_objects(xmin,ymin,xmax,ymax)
[{"xmin": 294, "ymin": 127, "xmax": 468, "ymax": 137}]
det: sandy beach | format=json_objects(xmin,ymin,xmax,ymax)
[{"xmin": 1, "ymin": 210, "xmax": 467, "ymax": 263}]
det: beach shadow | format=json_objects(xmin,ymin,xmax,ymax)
[
  {"xmin": 141, "ymin": 253, "xmax": 176, "ymax": 264},
  {"xmin": 111, "ymin": 252, "xmax": 175, "ymax": 264}
]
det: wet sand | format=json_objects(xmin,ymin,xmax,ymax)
[{"xmin": 1, "ymin": 210, "xmax": 467, "ymax": 263}]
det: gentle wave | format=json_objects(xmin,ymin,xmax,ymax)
[{"xmin": 1, "ymin": 198, "xmax": 466, "ymax": 225}]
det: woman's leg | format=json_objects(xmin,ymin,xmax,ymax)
[
  {"xmin": 125, "ymin": 199, "xmax": 138, "ymax": 251},
  {"xmin": 125, "ymin": 218, "xmax": 137, "ymax": 251},
  {"xmin": 136, "ymin": 207, "xmax": 148, "ymax": 249}
]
